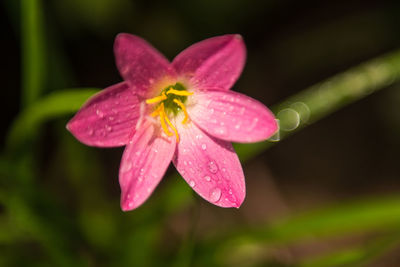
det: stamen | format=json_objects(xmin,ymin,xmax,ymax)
[
  {"xmin": 145, "ymin": 94, "xmax": 167, "ymax": 104},
  {"xmin": 166, "ymin": 89, "xmax": 193, "ymax": 97},
  {"xmin": 161, "ymin": 107, "xmax": 179, "ymax": 142},
  {"xmin": 150, "ymin": 105, "xmax": 161, "ymax": 117},
  {"xmin": 173, "ymin": 99, "xmax": 190, "ymax": 124},
  {"xmin": 158, "ymin": 103, "xmax": 173, "ymax": 136}
]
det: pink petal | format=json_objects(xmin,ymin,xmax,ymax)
[
  {"xmin": 172, "ymin": 34, "xmax": 246, "ymax": 91},
  {"xmin": 67, "ymin": 82, "xmax": 140, "ymax": 147},
  {"xmin": 114, "ymin": 33, "xmax": 176, "ymax": 98},
  {"xmin": 173, "ymin": 120, "xmax": 245, "ymax": 208},
  {"xmin": 119, "ymin": 123, "xmax": 176, "ymax": 211},
  {"xmin": 188, "ymin": 90, "xmax": 278, "ymax": 143}
]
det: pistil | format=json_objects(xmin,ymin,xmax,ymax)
[{"xmin": 145, "ymin": 83, "xmax": 193, "ymax": 142}]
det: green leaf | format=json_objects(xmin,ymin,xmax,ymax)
[
  {"xmin": 234, "ymin": 49, "xmax": 400, "ymax": 161},
  {"xmin": 7, "ymin": 89, "xmax": 99, "ymax": 150},
  {"xmin": 300, "ymin": 231, "xmax": 400, "ymax": 267},
  {"xmin": 198, "ymin": 196, "xmax": 400, "ymax": 266},
  {"xmin": 21, "ymin": 0, "xmax": 46, "ymax": 106}
]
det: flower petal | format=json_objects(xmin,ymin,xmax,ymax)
[
  {"xmin": 119, "ymin": 123, "xmax": 176, "ymax": 211},
  {"xmin": 172, "ymin": 34, "xmax": 246, "ymax": 91},
  {"xmin": 114, "ymin": 33, "xmax": 176, "ymax": 97},
  {"xmin": 173, "ymin": 119, "xmax": 245, "ymax": 208},
  {"xmin": 67, "ymin": 82, "xmax": 140, "ymax": 147},
  {"xmin": 188, "ymin": 90, "xmax": 278, "ymax": 143}
]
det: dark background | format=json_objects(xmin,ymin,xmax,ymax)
[{"xmin": 2, "ymin": 0, "xmax": 400, "ymax": 266}]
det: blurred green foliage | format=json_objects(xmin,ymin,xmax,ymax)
[{"xmin": 2, "ymin": 0, "xmax": 400, "ymax": 266}]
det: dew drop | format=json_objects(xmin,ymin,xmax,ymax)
[
  {"xmin": 209, "ymin": 108, "xmax": 214, "ymax": 114},
  {"xmin": 87, "ymin": 128, "xmax": 94, "ymax": 136},
  {"xmin": 201, "ymin": 144, "xmax": 207, "ymax": 150},
  {"xmin": 216, "ymin": 127, "xmax": 227, "ymax": 136},
  {"xmin": 96, "ymin": 109, "xmax": 105, "ymax": 118},
  {"xmin": 240, "ymin": 107, "xmax": 246, "ymax": 115},
  {"xmin": 108, "ymin": 116, "xmax": 115, "ymax": 121},
  {"xmin": 209, "ymin": 187, "xmax": 222, "ymax": 203},
  {"xmin": 128, "ymin": 202, "xmax": 134, "ymax": 208},
  {"xmin": 208, "ymin": 161, "xmax": 218, "ymax": 173},
  {"xmin": 121, "ymin": 162, "xmax": 132, "ymax": 173},
  {"xmin": 105, "ymin": 125, "xmax": 112, "ymax": 132},
  {"xmin": 189, "ymin": 180, "xmax": 196, "ymax": 187},
  {"xmin": 204, "ymin": 175, "xmax": 211, "ymax": 182}
]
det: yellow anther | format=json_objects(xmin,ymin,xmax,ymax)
[
  {"xmin": 150, "ymin": 105, "xmax": 161, "ymax": 117},
  {"xmin": 166, "ymin": 88, "xmax": 193, "ymax": 97},
  {"xmin": 145, "ymin": 94, "xmax": 167, "ymax": 104},
  {"xmin": 158, "ymin": 103, "xmax": 173, "ymax": 136},
  {"xmin": 173, "ymin": 99, "xmax": 190, "ymax": 124},
  {"xmin": 161, "ymin": 107, "xmax": 179, "ymax": 142}
]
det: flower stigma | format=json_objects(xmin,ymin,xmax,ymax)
[{"xmin": 145, "ymin": 83, "xmax": 193, "ymax": 142}]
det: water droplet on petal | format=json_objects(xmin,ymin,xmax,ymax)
[
  {"xmin": 209, "ymin": 108, "xmax": 214, "ymax": 114},
  {"xmin": 105, "ymin": 125, "xmax": 112, "ymax": 132},
  {"xmin": 96, "ymin": 109, "xmax": 104, "ymax": 118},
  {"xmin": 240, "ymin": 107, "xmax": 246, "ymax": 115},
  {"xmin": 189, "ymin": 180, "xmax": 196, "ymax": 187},
  {"xmin": 201, "ymin": 144, "xmax": 207, "ymax": 150},
  {"xmin": 87, "ymin": 128, "xmax": 94, "ymax": 136},
  {"xmin": 216, "ymin": 127, "xmax": 227, "ymax": 136},
  {"xmin": 209, "ymin": 187, "xmax": 222, "ymax": 203},
  {"xmin": 128, "ymin": 202, "xmax": 134, "ymax": 208},
  {"xmin": 208, "ymin": 161, "xmax": 218, "ymax": 173},
  {"xmin": 121, "ymin": 162, "xmax": 132, "ymax": 173},
  {"xmin": 204, "ymin": 175, "xmax": 211, "ymax": 182}
]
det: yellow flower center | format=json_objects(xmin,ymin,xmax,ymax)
[{"xmin": 145, "ymin": 83, "xmax": 193, "ymax": 142}]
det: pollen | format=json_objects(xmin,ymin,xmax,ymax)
[{"xmin": 145, "ymin": 82, "xmax": 192, "ymax": 142}]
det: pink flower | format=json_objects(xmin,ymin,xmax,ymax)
[{"xmin": 67, "ymin": 33, "xmax": 277, "ymax": 211}]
